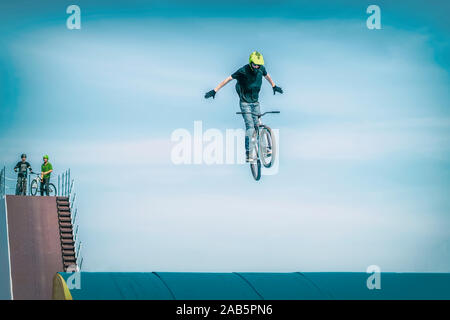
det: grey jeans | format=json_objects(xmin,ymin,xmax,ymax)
[{"xmin": 239, "ymin": 101, "xmax": 261, "ymax": 153}]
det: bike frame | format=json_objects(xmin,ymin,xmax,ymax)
[
  {"xmin": 16, "ymin": 174, "xmax": 28, "ymax": 195},
  {"xmin": 236, "ymin": 110, "xmax": 279, "ymax": 180},
  {"xmin": 30, "ymin": 173, "xmax": 41, "ymax": 192},
  {"xmin": 237, "ymin": 111, "xmax": 279, "ymax": 156},
  {"xmin": 21, "ymin": 176, "xmax": 27, "ymax": 195},
  {"xmin": 30, "ymin": 172, "xmax": 55, "ymax": 196}
]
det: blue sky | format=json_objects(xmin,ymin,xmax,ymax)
[{"xmin": 0, "ymin": 1, "xmax": 449, "ymax": 272}]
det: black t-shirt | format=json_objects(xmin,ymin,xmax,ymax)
[
  {"xmin": 14, "ymin": 161, "xmax": 32, "ymax": 176},
  {"xmin": 231, "ymin": 64, "xmax": 268, "ymax": 103}
]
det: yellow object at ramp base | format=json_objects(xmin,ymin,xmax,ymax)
[{"xmin": 52, "ymin": 273, "xmax": 73, "ymax": 300}]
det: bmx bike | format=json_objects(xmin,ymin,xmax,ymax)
[
  {"xmin": 15, "ymin": 174, "xmax": 28, "ymax": 196},
  {"xmin": 30, "ymin": 172, "xmax": 57, "ymax": 196},
  {"xmin": 236, "ymin": 111, "xmax": 280, "ymax": 181}
]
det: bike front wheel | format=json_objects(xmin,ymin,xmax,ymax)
[
  {"xmin": 259, "ymin": 125, "xmax": 276, "ymax": 168},
  {"xmin": 48, "ymin": 183, "xmax": 57, "ymax": 196},
  {"xmin": 30, "ymin": 179, "xmax": 38, "ymax": 196}
]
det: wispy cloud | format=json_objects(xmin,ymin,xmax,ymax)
[{"xmin": 283, "ymin": 117, "xmax": 450, "ymax": 160}]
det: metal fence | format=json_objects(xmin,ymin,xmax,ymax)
[
  {"xmin": 0, "ymin": 165, "xmax": 75, "ymax": 197},
  {"xmin": 67, "ymin": 175, "xmax": 83, "ymax": 271},
  {"xmin": 57, "ymin": 169, "xmax": 83, "ymax": 270},
  {"xmin": 57, "ymin": 169, "xmax": 73, "ymax": 197},
  {"xmin": 0, "ymin": 165, "xmax": 20, "ymax": 197}
]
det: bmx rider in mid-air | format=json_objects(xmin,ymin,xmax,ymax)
[{"xmin": 204, "ymin": 51, "xmax": 283, "ymax": 162}]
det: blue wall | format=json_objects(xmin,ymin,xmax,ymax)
[{"xmin": 58, "ymin": 272, "xmax": 450, "ymax": 300}]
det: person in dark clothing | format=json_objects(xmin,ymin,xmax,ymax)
[
  {"xmin": 14, "ymin": 153, "xmax": 33, "ymax": 195},
  {"xmin": 204, "ymin": 51, "xmax": 283, "ymax": 162}
]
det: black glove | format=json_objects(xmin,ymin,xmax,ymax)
[
  {"xmin": 273, "ymin": 85, "xmax": 283, "ymax": 95},
  {"xmin": 204, "ymin": 89, "xmax": 216, "ymax": 99}
]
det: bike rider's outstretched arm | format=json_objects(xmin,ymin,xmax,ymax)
[
  {"xmin": 204, "ymin": 76, "xmax": 233, "ymax": 99},
  {"xmin": 264, "ymin": 74, "xmax": 283, "ymax": 95}
]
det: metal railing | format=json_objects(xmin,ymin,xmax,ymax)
[
  {"xmin": 0, "ymin": 165, "xmax": 75, "ymax": 197},
  {"xmin": 62, "ymin": 170, "xmax": 83, "ymax": 271},
  {"xmin": 0, "ymin": 165, "xmax": 20, "ymax": 197},
  {"xmin": 56, "ymin": 169, "xmax": 83, "ymax": 271},
  {"xmin": 57, "ymin": 169, "xmax": 73, "ymax": 197},
  {"xmin": 55, "ymin": 169, "xmax": 83, "ymax": 271}
]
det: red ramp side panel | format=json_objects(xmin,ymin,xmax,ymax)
[{"xmin": 6, "ymin": 196, "xmax": 64, "ymax": 300}]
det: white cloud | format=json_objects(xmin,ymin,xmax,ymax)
[
  {"xmin": 61, "ymin": 138, "xmax": 174, "ymax": 165},
  {"xmin": 81, "ymin": 191, "xmax": 449, "ymax": 272},
  {"xmin": 283, "ymin": 117, "xmax": 450, "ymax": 161}
]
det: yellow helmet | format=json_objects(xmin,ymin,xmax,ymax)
[{"xmin": 249, "ymin": 51, "xmax": 264, "ymax": 65}]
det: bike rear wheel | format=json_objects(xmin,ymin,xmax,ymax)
[
  {"xmin": 259, "ymin": 125, "xmax": 276, "ymax": 168},
  {"xmin": 250, "ymin": 131, "xmax": 261, "ymax": 181},
  {"xmin": 30, "ymin": 179, "xmax": 38, "ymax": 196},
  {"xmin": 250, "ymin": 159, "xmax": 261, "ymax": 181},
  {"xmin": 48, "ymin": 183, "xmax": 57, "ymax": 196}
]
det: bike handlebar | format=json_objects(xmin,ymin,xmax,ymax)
[
  {"xmin": 236, "ymin": 111, "xmax": 280, "ymax": 117},
  {"xmin": 15, "ymin": 170, "xmax": 34, "ymax": 174}
]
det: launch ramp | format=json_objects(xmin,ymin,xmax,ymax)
[{"xmin": 0, "ymin": 195, "xmax": 76, "ymax": 300}]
